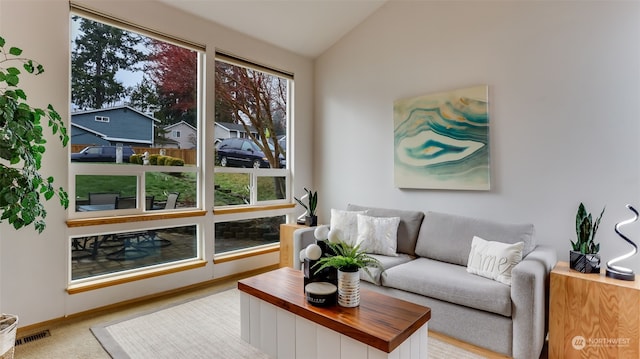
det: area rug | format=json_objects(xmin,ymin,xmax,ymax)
[{"xmin": 91, "ymin": 288, "xmax": 487, "ymax": 359}]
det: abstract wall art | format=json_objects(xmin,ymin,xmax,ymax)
[{"xmin": 393, "ymin": 85, "xmax": 490, "ymax": 190}]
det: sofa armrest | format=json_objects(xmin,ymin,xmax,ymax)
[
  {"xmin": 511, "ymin": 244, "xmax": 557, "ymax": 359},
  {"xmin": 292, "ymin": 227, "xmax": 317, "ymax": 270}
]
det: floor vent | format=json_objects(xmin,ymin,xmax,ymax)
[{"xmin": 15, "ymin": 330, "xmax": 51, "ymax": 346}]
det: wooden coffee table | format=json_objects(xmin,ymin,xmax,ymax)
[{"xmin": 238, "ymin": 267, "xmax": 431, "ymax": 359}]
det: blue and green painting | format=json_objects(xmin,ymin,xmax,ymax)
[{"xmin": 394, "ymin": 85, "xmax": 489, "ymax": 190}]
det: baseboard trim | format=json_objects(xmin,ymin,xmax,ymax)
[
  {"xmin": 17, "ymin": 264, "xmax": 277, "ymax": 336},
  {"xmin": 428, "ymin": 330, "xmax": 512, "ymax": 359}
]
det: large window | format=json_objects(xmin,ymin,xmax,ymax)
[
  {"xmin": 68, "ymin": 10, "xmax": 204, "ymax": 285},
  {"xmin": 213, "ymin": 55, "xmax": 292, "ymax": 254},
  {"xmin": 69, "ymin": 14, "xmax": 202, "ymax": 217}
]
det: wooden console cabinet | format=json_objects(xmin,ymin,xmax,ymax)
[
  {"xmin": 549, "ymin": 261, "xmax": 640, "ymax": 358},
  {"xmin": 279, "ymin": 223, "xmax": 307, "ymax": 268}
]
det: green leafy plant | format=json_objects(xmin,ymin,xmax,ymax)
[
  {"xmin": 313, "ymin": 240, "xmax": 384, "ymax": 277},
  {"xmin": 0, "ymin": 36, "xmax": 69, "ymax": 233},
  {"xmin": 572, "ymin": 202, "xmax": 605, "ymax": 254},
  {"xmin": 294, "ymin": 187, "xmax": 317, "ymax": 217}
]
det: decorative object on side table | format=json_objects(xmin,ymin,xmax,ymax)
[
  {"xmin": 312, "ymin": 227, "xmax": 384, "ymax": 307},
  {"xmin": 570, "ymin": 202, "xmax": 605, "ymax": 273},
  {"xmin": 294, "ymin": 187, "xmax": 318, "ymax": 226},
  {"xmin": 606, "ymin": 204, "xmax": 638, "ymax": 281}
]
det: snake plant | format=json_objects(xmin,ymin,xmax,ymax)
[{"xmin": 572, "ymin": 202, "xmax": 605, "ymax": 254}]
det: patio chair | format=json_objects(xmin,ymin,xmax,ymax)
[
  {"xmin": 165, "ymin": 192, "xmax": 180, "ymax": 209},
  {"xmin": 89, "ymin": 192, "xmax": 120, "ymax": 205},
  {"xmin": 145, "ymin": 196, "xmax": 155, "ymax": 210},
  {"xmin": 115, "ymin": 196, "xmax": 136, "ymax": 209},
  {"xmin": 151, "ymin": 192, "xmax": 180, "ymax": 210}
]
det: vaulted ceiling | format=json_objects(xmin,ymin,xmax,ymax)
[{"xmin": 156, "ymin": 0, "xmax": 388, "ymax": 58}]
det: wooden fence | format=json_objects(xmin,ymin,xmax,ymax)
[{"xmin": 71, "ymin": 145, "xmax": 197, "ymax": 165}]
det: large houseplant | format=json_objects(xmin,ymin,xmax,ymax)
[
  {"xmin": 0, "ymin": 36, "xmax": 69, "ymax": 233},
  {"xmin": 570, "ymin": 202, "xmax": 605, "ymax": 273}
]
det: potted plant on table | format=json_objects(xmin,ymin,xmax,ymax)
[
  {"xmin": 570, "ymin": 202, "xmax": 605, "ymax": 273},
  {"xmin": 294, "ymin": 187, "xmax": 318, "ymax": 226},
  {"xmin": 313, "ymin": 229, "xmax": 384, "ymax": 307},
  {"xmin": 0, "ymin": 35, "xmax": 69, "ymax": 359}
]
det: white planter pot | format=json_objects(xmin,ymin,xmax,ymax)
[
  {"xmin": 337, "ymin": 269, "xmax": 360, "ymax": 307},
  {"xmin": 0, "ymin": 314, "xmax": 18, "ymax": 359}
]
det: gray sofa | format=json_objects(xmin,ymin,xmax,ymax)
[{"xmin": 293, "ymin": 204, "xmax": 557, "ymax": 359}]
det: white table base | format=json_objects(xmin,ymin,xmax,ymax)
[{"xmin": 240, "ymin": 292, "xmax": 428, "ymax": 359}]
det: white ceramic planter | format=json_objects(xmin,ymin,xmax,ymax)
[{"xmin": 337, "ymin": 269, "xmax": 360, "ymax": 307}]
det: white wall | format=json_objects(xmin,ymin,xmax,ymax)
[
  {"xmin": 0, "ymin": 0, "xmax": 314, "ymax": 326},
  {"xmin": 315, "ymin": 1, "xmax": 640, "ymax": 271}
]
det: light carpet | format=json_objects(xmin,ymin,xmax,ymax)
[{"xmin": 91, "ymin": 288, "xmax": 486, "ymax": 359}]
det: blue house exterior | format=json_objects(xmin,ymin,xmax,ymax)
[{"xmin": 71, "ymin": 106, "xmax": 159, "ymax": 147}]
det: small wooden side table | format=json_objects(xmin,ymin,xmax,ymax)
[
  {"xmin": 549, "ymin": 261, "xmax": 640, "ymax": 358},
  {"xmin": 279, "ymin": 223, "xmax": 308, "ymax": 268}
]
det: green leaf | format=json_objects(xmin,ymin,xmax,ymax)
[
  {"xmin": 9, "ymin": 47, "xmax": 22, "ymax": 56},
  {"xmin": 14, "ymin": 89, "xmax": 26, "ymax": 100},
  {"xmin": 0, "ymin": 37, "xmax": 5, "ymax": 47},
  {"xmin": 5, "ymin": 74, "xmax": 19, "ymax": 86},
  {"xmin": 7, "ymin": 67, "xmax": 21, "ymax": 76},
  {"xmin": 23, "ymin": 60, "xmax": 34, "ymax": 74}
]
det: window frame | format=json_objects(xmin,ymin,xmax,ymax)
[
  {"xmin": 213, "ymin": 54, "xmax": 293, "ymax": 211},
  {"xmin": 211, "ymin": 54, "xmax": 294, "ymax": 256},
  {"xmin": 67, "ymin": 7, "xmax": 207, "ymax": 288},
  {"xmin": 68, "ymin": 11, "xmax": 205, "ymax": 219},
  {"xmin": 68, "ymin": 163, "xmax": 201, "ymax": 219}
]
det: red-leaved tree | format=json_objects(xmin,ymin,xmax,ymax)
[{"xmin": 146, "ymin": 41, "xmax": 198, "ymax": 128}]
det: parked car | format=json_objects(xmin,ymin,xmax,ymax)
[
  {"xmin": 217, "ymin": 138, "xmax": 286, "ymax": 168},
  {"xmin": 71, "ymin": 145, "xmax": 135, "ymax": 163}
]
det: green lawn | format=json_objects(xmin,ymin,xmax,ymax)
[
  {"xmin": 76, "ymin": 173, "xmax": 197, "ymax": 205},
  {"xmin": 76, "ymin": 170, "xmax": 279, "ymax": 206}
]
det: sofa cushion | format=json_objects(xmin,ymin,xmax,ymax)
[
  {"xmin": 330, "ymin": 209, "xmax": 367, "ymax": 245},
  {"xmin": 359, "ymin": 253, "xmax": 414, "ymax": 285},
  {"xmin": 415, "ymin": 211, "xmax": 536, "ymax": 266},
  {"xmin": 347, "ymin": 204, "xmax": 425, "ymax": 255},
  {"xmin": 382, "ymin": 257, "xmax": 512, "ymax": 317},
  {"xmin": 356, "ymin": 214, "xmax": 400, "ymax": 256},
  {"xmin": 467, "ymin": 236, "xmax": 524, "ymax": 286}
]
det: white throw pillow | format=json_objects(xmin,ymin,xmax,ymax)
[
  {"xmin": 330, "ymin": 209, "xmax": 367, "ymax": 245},
  {"xmin": 466, "ymin": 236, "xmax": 524, "ymax": 286},
  {"xmin": 356, "ymin": 214, "xmax": 400, "ymax": 256}
]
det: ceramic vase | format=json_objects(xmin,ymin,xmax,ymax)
[
  {"xmin": 305, "ymin": 215, "xmax": 318, "ymax": 227},
  {"xmin": 337, "ymin": 269, "xmax": 360, "ymax": 307},
  {"xmin": 569, "ymin": 250, "xmax": 600, "ymax": 273}
]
